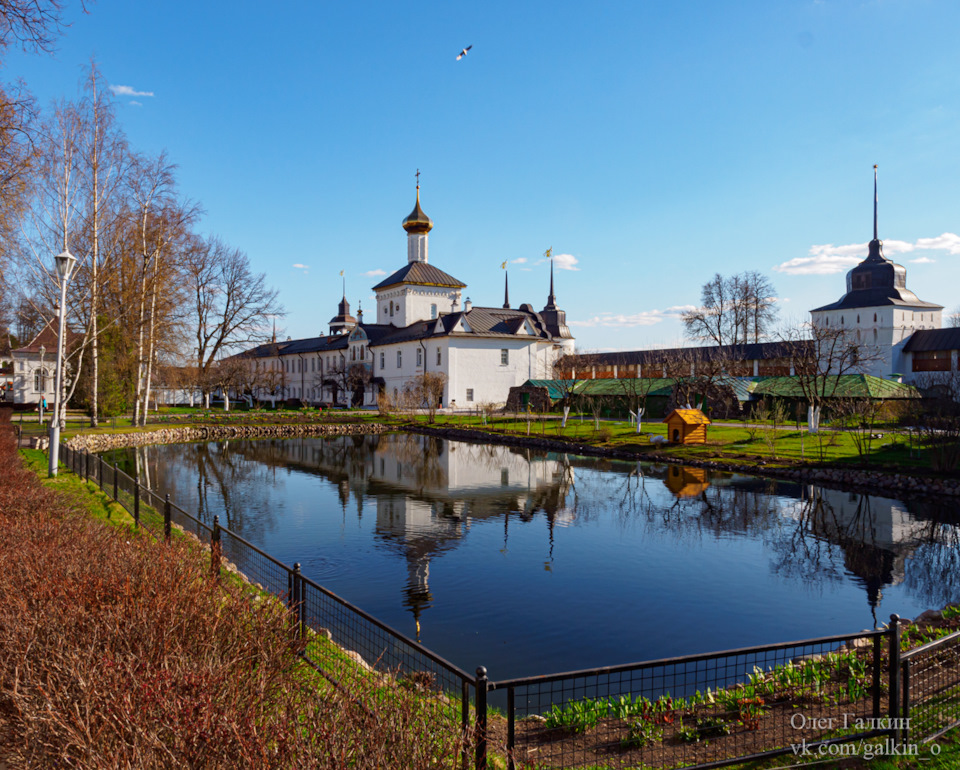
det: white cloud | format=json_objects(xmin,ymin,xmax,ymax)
[
  {"xmin": 773, "ymin": 254, "xmax": 860, "ymax": 275},
  {"xmin": 573, "ymin": 305, "xmax": 693, "ymax": 328},
  {"xmin": 362, "ymin": 269, "xmax": 386, "ymax": 277},
  {"xmin": 774, "ymin": 232, "xmax": 960, "ymax": 275},
  {"xmin": 910, "ymin": 256, "xmax": 936, "ymax": 264},
  {"xmin": 110, "ymin": 85, "xmax": 155, "ymax": 98},
  {"xmin": 292, "ymin": 263, "xmax": 308, "ymax": 269},
  {"xmin": 537, "ymin": 252, "xmax": 579, "ymax": 271},
  {"xmin": 879, "ymin": 239, "xmax": 915, "ymax": 255},
  {"xmin": 916, "ymin": 233, "xmax": 960, "ymax": 254},
  {"xmin": 512, "ymin": 257, "xmax": 527, "ymax": 264},
  {"xmin": 129, "ymin": 100, "xmax": 142, "ymax": 107}
]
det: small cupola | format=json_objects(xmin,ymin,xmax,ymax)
[
  {"xmin": 402, "ymin": 185, "xmax": 433, "ymax": 235},
  {"xmin": 403, "ymin": 174, "xmax": 433, "ymax": 264}
]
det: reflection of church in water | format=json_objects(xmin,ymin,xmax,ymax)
[
  {"xmin": 235, "ymin": 434, "xmax": 575, "ymax": 636},
  {"xmin": 781, "ymin": 485, "xmax": 955, "ymax": 621},
  {"xmin": 671, "ymin": 469, "xmax": 959, "ymax": 622}
]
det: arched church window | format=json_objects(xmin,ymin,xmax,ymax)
[
  {"xmin": 874, "ymin": 313, "xmax": 877, "ymax": 323},
  {"xmin": 34, "ymin": 367, "xmax": 47, "ymax": 392},
  {"xmin": 841, "ymin": 316, "xmax": 844, "ymax": 325},
  {"xmin": 389, "ymin": 302, "xmax": 394, "ymax": 317}
]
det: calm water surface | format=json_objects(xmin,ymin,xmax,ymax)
[{"xmin": 109, "ymin": 434, "xmax": 960, "ymax": 679}]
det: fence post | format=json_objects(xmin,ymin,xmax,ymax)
[
  {"xmin": 98, "ymin": 455, "xmax": 104, "ymax": 490},
  {"xmin": 113, "ymin": 463, "xmax": 118, "ymax": 501},
  {"xmin": 475, "ymin": 666, "xmax": 488, "ymax": 770},
  {"xmin": 292, "ymin": 562, "xmax": 305, "ymax": 639},
  {"xmin": 507, "ymin": 685, "xmax": 516, "ymax": 770},
  {"xmin": 287, "ymin": 565, "xmax": 296, "ymax": 612},
  {"xmin": 889, "ymin": 614, "xmax": 901, "ymax": 745},
  {"xmin": 461, "ymin": 680, "xmax": 471, "ymax": 770},
  {"xmin": 133, "ymin": 481, "xmax": 140, "ymax": 528},
  {"xmin": 872, "ymin": 633, "xmax": 882, "ymax": 719},
  {"xmin": 211, "ymin": 515, "xmax": 221, "ymax": 579},
  {"xmin": 164, "ymin": 494, "xmax": 171, "ymax": 542},
  {"xmin": 902, "ymin": 661, "xmax": 911, "ymax": 746}
]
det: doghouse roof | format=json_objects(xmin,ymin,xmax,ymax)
[{"xmin": 662, "ymin": 408, "xmax": 711, "ymax": 425}]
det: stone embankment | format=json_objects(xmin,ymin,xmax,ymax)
[
  {"xmin": 404, "ymin": 424, "xmax": 960, "ymax": 500},
  {"xmin": 66, "ymin": 422, "xmax": 388, "ymax": 453}
]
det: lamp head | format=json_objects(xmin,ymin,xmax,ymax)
[
  {"xmin": 54, "ymin": 249, "xmax": 77, "ymax": 281},
  {"xmin": 39, "ymin": 344, "xmax": 45, "ymax": 356}
]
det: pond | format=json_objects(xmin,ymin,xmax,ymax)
[{"xmin": 106, "ymin": 432, "xmax": 960, "ymax": 680}]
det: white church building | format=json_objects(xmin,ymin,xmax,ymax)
[{"xmin": 235, "ymin": 184, "xmax": 576, "ymax": 408}]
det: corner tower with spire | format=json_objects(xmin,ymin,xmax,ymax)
[
  {"xmin": 811, "ymin": 166, "xmax": 942, "ymax": 378},
  {"xmin": 540, "ymin": 251, "xmax": 573, "ymax": 339}
]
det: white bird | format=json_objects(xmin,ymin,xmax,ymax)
[{"xmin": 456, "ymin": 45, "xmax": 472, "ymax": 61}]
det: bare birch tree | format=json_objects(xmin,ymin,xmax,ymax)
[
  {"xmin": 74, "ymin": 60, "xmax": 126, "ymax": 426},
  {"xmin": 126, "ymin": 151, "xmax": 195, "ymax": 426}
]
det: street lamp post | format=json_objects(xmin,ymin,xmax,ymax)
[
  {"xmin": 48, "ymin": 248, "xmax": 77, "ymax": 478},
  {"xmin": 38, "ymin": 344, "xmax": 45, "ymax": 423}
]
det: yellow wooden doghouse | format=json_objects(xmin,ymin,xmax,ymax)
[{"xmin": 663, "ymin": 408, "xmax": 711, "ymax": 444}]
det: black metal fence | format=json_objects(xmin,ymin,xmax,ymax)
[
  {"xmin": 901, "ymin": 621, "xmax": 960, "ymax": 748},
  {"xmin": 37, "ymin": 439, "xmax": 960, "ymax": 769}
]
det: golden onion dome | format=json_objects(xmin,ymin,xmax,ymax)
[{"xmin": 402, "ymin": 186, "xmax": 433, "ymax": 234}]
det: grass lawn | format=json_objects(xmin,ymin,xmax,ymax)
[
  {"xmin": 14, "ymin": 404, "xmax": 945, "ymax": 477},
  {"xmin": 415, "ymin": 412, "xmax": 933, "ymax": 473}
]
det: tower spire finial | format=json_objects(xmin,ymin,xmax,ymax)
[
  {"xmin": 501, "ymin": 261, "xmax": 510, "ymax": 308},
  {"xmin": 873, "ymin": 164, "xmax": 878, "ymax": 241},
  {"xmin": 416, "ymin": 168, "xmax": 421, "ymax": 201},
  {"xmin": 544, "ymin": 247, "xmax": 557, "ymax": 308}
]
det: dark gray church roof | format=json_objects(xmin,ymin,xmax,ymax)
[
  {"xmin": 904, "ymin": 328, "xmax": 960, "ymax": 352},
  {"xmin": 371, "ymin": 262, "xmax": 466, "ymax": 290},
  {"xmin": 370, "ymin": 305, "xmax": 556, "ymax": 347},
  {"xmin": 811, "ymin": 239, "xmax": 942, "ymax": 312}
]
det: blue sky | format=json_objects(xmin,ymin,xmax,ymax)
[{"xmin": 6, "ymin": 0, "xmax": 959, "ymax": 351}]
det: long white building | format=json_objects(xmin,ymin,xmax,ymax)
[{"xmin": 235, "ymin": 185, "xmax": 575, "ymax": 408}]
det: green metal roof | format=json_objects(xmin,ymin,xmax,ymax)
[
  {"xmin": 523, "ymin": 375, "xmax": 919, "ymax": 402},
  {"xmin": 751, "ymin": 374, "xmax": 920, "ymax": 399}
]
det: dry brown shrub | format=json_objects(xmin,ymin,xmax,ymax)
[{"xmin": 0, "ymin": 413, "xmax": 464, "ymax": 768}]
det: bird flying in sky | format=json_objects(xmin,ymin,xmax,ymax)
[{"xmin": 456, "ymin": 45, "xmax": 472, "ymax": 61}]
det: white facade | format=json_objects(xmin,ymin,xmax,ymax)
[
  {"xmin": 12, "ymin": 354, "xmax": 53, "ymax": 406},
  {"xmin": 376, "ymin": 284, "xmax": 459, "ymax": 328},
  {"xmin": 810, "ymin": 305, "xmax": 944, "ymax": 379},
  {"xmin": 10, "ymin": 322, "xmax": 65, "ymax": 406}
]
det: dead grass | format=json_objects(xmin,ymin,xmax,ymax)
[{"xmin": 0, "ymin": 412, "xmax": 464, "ymax": 768}]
